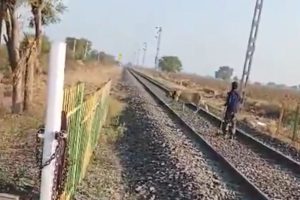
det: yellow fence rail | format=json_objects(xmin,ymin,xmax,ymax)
[{"xmin": 59, "ymin": 80, "xmax": 111, "ymax": 200}]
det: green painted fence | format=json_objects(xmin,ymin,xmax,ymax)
[{"xmin": 59, "ymin": 80, "xmax": 111, "ymax": 200}]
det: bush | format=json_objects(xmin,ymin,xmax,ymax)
[{"xmin": 158, "ymin": 56, "xmax": 182, "ymax": 72}]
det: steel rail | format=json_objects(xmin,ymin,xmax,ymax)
[
  {"xmin": 132, "ymin": 68, "xmax": 300, "ymax": 175},
  {"xmin": 128, "ymin": 68, "xmax": 270, "ymax": 200}
]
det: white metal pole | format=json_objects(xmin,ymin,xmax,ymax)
[{"xmin": 40, "ymin": 42, "xmax": 66, "ymax": 200}]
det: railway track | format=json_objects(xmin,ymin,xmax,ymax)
[{"xmin": 129, "ymin": 68, "xmax": 300, "ymax": 200}]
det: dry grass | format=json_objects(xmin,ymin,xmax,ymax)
[
  {"xmin": 140, "ymin": 68, "xmax": 300, "ymax": 149},
  {"xmin": 101, "ymin": 94, "xmax": 127, "ymax": 144},
  {"xmin": 141, "ymin": 68, "xmax": 300, "ymax": 106},
  {"xmin": 64, "ymin": 61, "xmax": 121, "ymax": 96},
  {"xmin": 65, "ymin": 61, "xmax": 121, "ymax": 85}
]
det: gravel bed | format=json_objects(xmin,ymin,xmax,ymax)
[
  {"xmin": 134, "ymin": 73, "xmax": 300, "ymax": 199},
  {"xmin": 120, "ymin": 70, "xmax": 248, "ymax": 200},
  {"xmin": 237, "ymin": 122, "xmax": 300, "ymax": 162}
]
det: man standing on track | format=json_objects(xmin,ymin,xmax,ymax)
[{"xmin": 222, "ymin": 81, "xmax": 242, "ymax": 139}]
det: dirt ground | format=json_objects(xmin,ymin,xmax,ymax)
[{"xmin": 0, "ymin": 61, "xmax": 123, "ymax": 198}]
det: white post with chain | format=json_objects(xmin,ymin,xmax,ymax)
[{"xmin": 40, "ymin": 42, "xmax": 66, "ymax": 200}]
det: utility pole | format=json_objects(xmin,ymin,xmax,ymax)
[
  {"xmin": 154, "ymin": 26, "xmax": 162, "ymax": 70},
  {"xmin": 136, "ymin": 48, "xmax": 141, "ymax": 66},
  {"xmin": 132, "ymin": 51, "xmax": 136, "ymax": 65},
  {"xmin": 142, "ymin": 42, "xmax": 147, "ymax": 66},
  {"xmin": 239, "ymin": 0, "xmax": 264, "ymax": 104}
]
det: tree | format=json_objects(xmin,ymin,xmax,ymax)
[
  {"xmin": 66, "ymin": 37, "xmax": 92, "ymax": 60},
  {"xmin": 277, "ymin": 84, "xmax": 286, "ymax": 89},
  {"xmin": 1, "ymin": 0, "xmax": 66, "ymax": 113},
  {"xmin": 233, "ymin": 76, "xmax": 239, "ymax": 82},
  {"xmin": 267, "ymin": 82, "xmax": 276, "ymax": 87},
  {"xmin": 65, "ymin": 37, "xmax": 76, "ymax": 58},
  {"xmin": 20, "ymin": 34, "xmax": 50, "ymax": 54},
  {"xmin": 88, "ymin": 49, "xmax": 99, "ymax": 61},
  {"xmin": 29, "ymin": 0, "xmax": 66, "ymax": 27},
  {"xmin": 98, "ymin": 51, "xmax": 117, "ymax": 65},
  {"xmin": 29, "ymin": 0, "xmax": 66, "ymax": 47},
  {"xmin": 21, "ymin": 34, "xmax": 50, "ymax": 110},
  {"xmin": 40, "ymin": 34, "xmax": 50, "ymax": 54},
  {"xmin": 2, "ymin": 0, "xmax": 24, "ymax": 113},
  {"xmin": 22, "ymin": 0, "xmax": 66, "ymax": 111},
  {"xmin": 158, "ymin": 56, "xmax": 182, "ymax": 72},
  {"xmin": 0, "ymin": 1, "xmax": 4, "ymax": 45},
  {"xmin": 125, "ymin": 62, "xmax": 133, "ymax": 68},
  {"xmin": 254, "ymin": 82, "xmax": 262, "ymax": 86},
  {"xmin": 0, "ymin": 45, "xmax": 9, "ymax": 72},
  {"xmin": 215, "ymin": 66, "xmax": 233, "ymax": 81}
]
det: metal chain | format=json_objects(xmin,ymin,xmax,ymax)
[
  {"xmin": 54, "ymin": 130, "xmax": 69, "ymax": 198},
  {"xmin": 35, "ymin": 128, "xmax": 69, "ymax": 200}
]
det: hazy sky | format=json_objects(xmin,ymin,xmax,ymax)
[{"xmin": 45, "ymin": 0, "xmax": 300, "ymax": 86}]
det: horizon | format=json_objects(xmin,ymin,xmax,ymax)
[{"xmin": 3, "ymin": 0, "xmax": 300, "ymax": 86}]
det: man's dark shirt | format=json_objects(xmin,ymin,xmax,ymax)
[{"xmin": 224, "ymin": 90, "xmax": 241, "ymax": 114}]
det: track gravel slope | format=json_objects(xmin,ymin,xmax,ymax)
[
  {"xmin": 133, "ymin": 72, "xmax": 300, "ymax": 200},
  {"xmin": 117, "ymin": 70, "xmax": 254, "ymax": 200}
]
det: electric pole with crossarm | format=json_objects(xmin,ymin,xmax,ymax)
[
  {"xmin": 239, "ymin": 0, "xmax": 264, "ymax": 104},
  {"xmin": 154, "ymin": 26, "xmax": 162, "ymax": 70},
  {"xmin": 142, "ymin": 42, "xmax": 147, "ymax": 66},
  {"xmin": 136, "ymin": 48, "xmax": 141, "ymax": 66}
]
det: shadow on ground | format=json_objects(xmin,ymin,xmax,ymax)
[{"xmin": 0, "ymin": 182, "xmax": 38, "ymax": 200}]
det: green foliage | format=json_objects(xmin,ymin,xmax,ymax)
[
  {"xmin": 282, "ymin": 107, "xmax": 300, "ymax": 128},
  {"xmin": 28, "ymin": 0, "xmax": 67, "ymax": 27},
  {"xmin": 158, "ymin": 56, "xmax": 182, "ymax": 72},
  {"xmin": 41, "ymin": 35, "xmax": 51, "ymax": 53},
  {"xmin": 125, "ymin": 62, "xmax": 133, "ymax": 68},
  {"xmin": 88, "ymin": 49, "xmax": 99, "ymax": 60},
  {"xmin": 233, "ymin": 76, "xmax": 239, "ymax": 82},
  {"xmin": 98, "ymin": 51, "xmax": 117, "ymax": 65},
  {"xmin": 215, "ymin": 66, "xmax": 234, "ymax": 81},
  {"xmin": 64, "ymin": 37, "xmax": 117, "ymax": 65},
  {"xmin": 66, "ymin": 37, "xmax": 92, "ymax": 60},
  {"xmin": 66, "ymin": 37, "xmax": 76, "ymax": 49}
]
